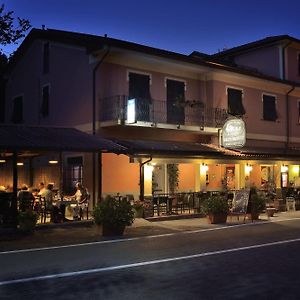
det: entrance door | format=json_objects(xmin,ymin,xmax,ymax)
[{"xmin": 166, "ymin": 79, "xmax": 185, "ymax": 125}]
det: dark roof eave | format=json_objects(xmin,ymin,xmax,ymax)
[{"xmin": 6, "ymin": 29, "xmax": 300, "ymax": 88}]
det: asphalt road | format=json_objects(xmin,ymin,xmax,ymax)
[{"xmin": 1, "ymin": 218, "xmax": 300, "ymax": 299}]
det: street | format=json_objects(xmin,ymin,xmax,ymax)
[{"xmin": 1, "ymin": 217, "xmax": 300, "ymax": 299}]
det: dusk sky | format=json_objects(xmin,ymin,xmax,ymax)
[{"xmin": 2, "ymin": 0, "xmax": 300, "ymax": 57}]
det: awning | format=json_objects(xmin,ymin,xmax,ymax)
[
  {"xmin": 113, "ymin": 139, "xmax": 300, "ymax": 161},
  {"xmin": 0, "ymin": 125, "xmax": 126, "ymax": 153},
  {"xmin": 114, "ymin": 139, "xmax": 242, "ymax": 158},
  {"xmin": 235, "ymin": 146, "xmax": 300, "ymax": 160}
]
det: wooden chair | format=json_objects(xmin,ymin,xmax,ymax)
[{"xmin": 40, "ymin": 197, "xmax": 52, "ymax": 223}]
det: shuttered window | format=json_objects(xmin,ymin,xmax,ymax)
[
  {"xmin": 227, "ymin": 88, "xmax": 245, "ymax": 116},
  {"xmin": 43, "ymin": 42, "xmax": 49, "ymax": 74},
  {"xmin": 263, "ymin": 94, "xmax": 277, "ymax": 121},
  {"xmin": 11, "ymin": 96, "xmax": 23, "ymax": 124},
  {"xmin": 41, "ymin": 85, "xmax": 49, "ymax": 117},
  {"xmin": 128, "ymin": 72, "xmax": 151, "ymax": 121}
]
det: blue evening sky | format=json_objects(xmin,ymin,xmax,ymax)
[{"xmin": 2, "ymin": 0, "xmax": 300, "ymax": 57}]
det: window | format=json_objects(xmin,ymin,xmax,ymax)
[
  {"xmin": 11, "ymin": 96, "xmax": 23, "ymax": 124},
  {"xmin": 43, "ymin": 42, "xmax": 49, "ymax": 74},
  {"xmin": 227, "ymin": 88, "xmax": 245, "ymax": 116},
  {"xmin": 128, "ymin": 72, "xmax": 151, "ymax": 121},
  {"xmin": 64, "ymin": 156, "xmax": 83, "ymax": 194},
  {"xmin": 166, "ymin": 79, "xmax": 185, "ymax": 124},
  {"xmin": 298, "ymin": 100, "xmax": 300, "ymax": 124},
  {"xmin": 298, "ymin": 53, "xmax": 300, "ymax": 76},
  {"xmin": 41, "ymin": 85, "xmax": 49, "ymax": 117},
  {"xmin": 263, "ymin": 94, "xmax": 277, "ymax": 121}
]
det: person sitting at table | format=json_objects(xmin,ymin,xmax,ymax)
[
  {"xmin": 17, "ymin": 184, "xmax": 35, "ymax": 212},
  {"xmin": 38, "ymin": 182, "xmax": 46, "ymax": 196}
]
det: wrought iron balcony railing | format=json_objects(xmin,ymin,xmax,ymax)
[{"xmin": 99, "ymin": 95, "xmax": 228, "ymax": 129}]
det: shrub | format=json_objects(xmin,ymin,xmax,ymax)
[
  {"xmin": 93, "ymin": 195, "xmax": 134, "ymax": 228},
  {"xmin": 202, "ymin": 194, "xmax": 229, "ymax": 215}
]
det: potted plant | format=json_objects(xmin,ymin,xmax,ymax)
[
  {"xmin": 202, "ymin": 194, "xmax": 229, "ymax": 224},
  {"xmin": 249, "ymin": 187, "xmax": 266, "ymax": 220},
  {"xmin": 93, "ymin": 195, "xmax": 134, "ymax": 236},
  {"xmin": 17, "ymin": 210, "xmax": 39, "ymax": 233}
]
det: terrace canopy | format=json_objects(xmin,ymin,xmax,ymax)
[{"xmin": 0, "ymin": 125, "xmax": 125, "ymax": 226}]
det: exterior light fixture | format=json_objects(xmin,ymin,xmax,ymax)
[
  {"xmin": 200, "ymin": 163, "xmax": 208, "ymax": 174},
  {"xmin": 49, "ymin": 160, "xmax": 58, "ymax": 164},
  {"xmin": 0, "ymin": 159, "xmax": 6, "ymax": 163},
  {"xmin": 292, "ymin": 165, "xmax": 299, "ymax": 173},
  {"xmin": 245, "ymin": 164, "xmax": 253, "ymax": 173},
  {"xmin": 144, "ymin": 164, "xmax": 154, "ymax": 180},
  {"xmin": 281, "ymin": 165, "xmax": 288, "ymax": 173},
  {"xmin": 17, "ymin": 162, "xmax": 24, "ymax": 166}
]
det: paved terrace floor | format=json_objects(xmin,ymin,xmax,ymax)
[{"xmin": 1, "ymin": 211, "xmax": 300, "ymax": 252}]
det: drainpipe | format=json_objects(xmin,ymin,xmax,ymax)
[
  {"xmin": 139, "ymin": 157, "xmax": 152, "ymax": 201},
  {"xmin": 286, "ymin": 85, "xmax": 295, "ymax": 151},
  {"xmin": 92, "ymin": 45, "xmax": 110, "ymax": 206},
  {"xmin": 281, "ymin": 41, "xmax": 292, "ymax": 80}
]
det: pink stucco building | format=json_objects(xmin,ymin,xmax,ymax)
[{"xmin": 2, "ymin": 29, "xmax": 300, "ymax": 209}]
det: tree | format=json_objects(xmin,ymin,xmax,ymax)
[{"xmin": 0, "ymin": 3, "xmax": 31, "ymax": 54}]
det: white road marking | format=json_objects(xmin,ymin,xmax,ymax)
[
  {"xmin": 1, "ymin": 216, "xmax": 300, "ymax": 255},
  {"xmin": 0, "ymin": 237, "xmax": 300, "ymax": 286}
]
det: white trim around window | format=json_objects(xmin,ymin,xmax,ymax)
[
  {"xmin": 164, "ymin": 77, "xmax": 187, "ymax": 91},
  {"xmin": 262, "ymin": 92, "xmax": 277, "ymax": 101},
  {"xmin": 226, "ymin": 85, "xmax": 244, "ymax": 96},
  {"xmin": 127, "ymin": 70, "xmax": 152, "ymax": 85}
]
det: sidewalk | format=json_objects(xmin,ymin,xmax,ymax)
[{"xmin": 1, "ymin": 211, "xmax": 299, "ymax": 252}]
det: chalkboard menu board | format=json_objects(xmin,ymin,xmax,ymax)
[{"xmin": 231, "ymin": 190, "xmax": 250, "ymax": 214}]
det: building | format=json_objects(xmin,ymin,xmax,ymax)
[{"xmin": 2, "ymin": 29, "xmax": 300, "ymax": 209}]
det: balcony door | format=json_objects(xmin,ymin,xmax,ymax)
[
  {"xmin": 166, "ymin": 79, "xmax": 185, "ymax": 125},
  {"xmin": 129, "ymin": 73, "xmax": 151, "ymax": 122}
]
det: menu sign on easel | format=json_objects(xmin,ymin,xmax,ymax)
[{"xmin": 231, "ymin": 189, "xmax": 250, "ymax": 214}]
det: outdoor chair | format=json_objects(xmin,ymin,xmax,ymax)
[{"xmin": 40, "ymin": 197, "xmax": 52, "ymax": 223}]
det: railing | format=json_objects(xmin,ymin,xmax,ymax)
[{"xmin": 99, "ymin": 95, "xmax": 228, "ymax": 128}]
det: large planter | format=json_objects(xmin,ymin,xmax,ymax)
[
  {"xmin": 207, "ymin": 213, "xmax": 227, "ymax": 224},
  {"xmin": 133, "ymin": 207, "xmax": 144, "ymax": 218},
  {"xmin": 102, "ymin": 224, "xmax": 126, "ymax": 236},
  {"xmin": 250, "ymin": 211, "xmax": 260, "ymax": 220}
]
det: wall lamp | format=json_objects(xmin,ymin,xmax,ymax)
[
  {"xmin": 245, "ymin": 164, "xmax": 253, "ymax": 173},
  {"xmin": 49, "ymin": 160, "xmax": 58, "ymax": 164},
  {"xmin": 200, "ymin": 163, "xmax": 208, "ymax": 173}
]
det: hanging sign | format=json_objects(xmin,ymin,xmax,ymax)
[{"xmin": 221, "ymin": 118, "xmax": 246, "ymax": 148}]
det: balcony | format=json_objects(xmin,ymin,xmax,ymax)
[{"xmin": 99, "ymin": 95, "xmax": 228, "ymax": 131}]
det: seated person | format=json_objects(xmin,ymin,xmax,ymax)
[
  {"xmin": 38, "ymin": 182, "xmax": 46, "ymax": 196},
  {"xmin": 17, "ymin": 184, "xmax": 35, "ymax": 212}
]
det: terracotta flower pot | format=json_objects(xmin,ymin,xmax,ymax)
[{"xmin": 207, "ymin": 213, "xmax": 227, "ymax": 224}]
